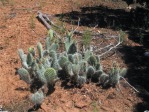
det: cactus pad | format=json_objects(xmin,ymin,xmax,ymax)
[
  {"xmin": 30, "ymin": 90, "xmax": 44, "ymax": 105},
  {"xmin": 87, "ymin": 66, "xmax": 95, "ymax": 79},
  {"xmin": 58, "ymin": 56, "xmax": 68, "ymax": 68},
  {"xmin": 44, "ymin": 68, "xmax": 58, "ymax": 86},
  {"xmin": 37, "ymin": 42, "xmax": 43, "ymax": 59},
  {"xmin": 17, "ymin": 68, "xmax": 32, "ymax": 84}
]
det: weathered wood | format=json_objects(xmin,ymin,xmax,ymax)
[{"xmin": 36, "ymin": 11, "xmax": 51, "ymax": 30}]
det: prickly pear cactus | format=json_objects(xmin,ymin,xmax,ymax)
[
  {"xmin": 28, "ymin": 47, "xmax": 35, "ymax": 57},
  {"xmin": 45, "ymin": 36, "xmax": 51, "ymax": 50},
  {"xmin": 44, "ymin": 68, "xmax": 58, "ymax": 86},
  {"xmin": 68, "ymin": 54, "xmax": 73, "ymax": 63},
  {"xmin": 72, "ymin": 64, "xmax": 80, "ymax": 76},
  {"xmin": 87, "ymin": 55, "xmax": 97, "ymax": 67},
  {"xmin": 42, "ymin": 57, "xmax": 51, "ymax": 69},
  {"xmin": 79, "ymin": 60, "xmax": 88, "ymax": 74},
  {"xmin": 27, "ymin": 53, "xmax": 33, "ymax": 66},
  {"xmin": 30, "ymin": 89, "xmax": 44, "ymax": 105},
  {"xmin": 49, "ymin": 50, "xmax": 62, "ymax": 71},
  {"xmin": 52, "ymin": 60, "xmax": 62, "ymax": 71},
  {"xmin": 67, "ymin": 42, "xmax": 77, "ymax": 54},
  {"xmin": 72, "ymin": 53, "xmax": 82, "ymax": 64},
  {"xmin": 87, "ymin": 66, "xmax": 95, "ymax": 79},
  {"xmin": 50, "ymin": 42, "xmax": 59, "ymax": 51},
  {"xmin": 76, "ymin": 75, "xmax": 86, "ymax": 87},
  {"xmin": 17, "ymin": 68, "xmax": 32, "ymax": 84},
  {"xmin": 63, "ymin": 61, "xmax": 74, "ymax": 77},
  {"xmin": 58, "ymin": 56, "xmax": 68, "ymax": 68},
  {"xmin": 99, "ymin": 73, "xmax": 109, "ymax": 87},
  {"xmin": 107, "ymin": 61, "xmax": 121, "ymax": 86},
  {"xmin": 43, "ymin": 50, "xmax": 49, "ymax": 57},
  {"xmin": 18, "ymin": 49, "xmax": 29, "ymax": 69},
  {"xmin": 93, "ymin": 70, "xmax": 103, "ymax": 80},
  {"xmin": 18, "ymin": 49, "xmax": 26, "ymax": 62},
  {"xmin": 36, "ymin": 64, "xmax": 47, "ymax": 84},
  {"xmin": 37, "ymin": 42, "xmax": 43, "ymax": 59},
  {"xmin": 119, "ymin": 68, "xmax": 127, "ymax": 77},
  {"xmin": 17, "ymin": 26, "xmax": 125, "ymax": 101},
  {"xmin": 84, "ymin": 49, "xmax": 93, "ymax": 60},
  {"xmin": 49, "ymin": 50, "xmax": 57, "ymax": 59}
]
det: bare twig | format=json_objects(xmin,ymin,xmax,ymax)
[
  {"xmin": 98, "ymin": 34, "xmax": 122, "ymax": 57},
  {"xmin": 72, "ymin": 18, "xmax": 80, "ymax": 34},
  {"xmin": 120, "ymin": 76, "xmax": 139, "ymax": 93},
  {"xmin": 94, "ymin": 43, "xmax": 113, "ymax": 53}
]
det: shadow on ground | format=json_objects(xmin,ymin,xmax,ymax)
[
  {"xmin": 119, "ymin": 45, "xmax": 149, "ymax": 111},
  {"xmin": 56, "ymin": 5, "xmax": 149, "ymax": 112},
  {"xmin": 56, "ymin": 5, "xmax": 149, "ymax": 48}
]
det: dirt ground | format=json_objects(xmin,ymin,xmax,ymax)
[{"xmin": 0, "ymin": 0, "xmax": 148, "ymax": 112}]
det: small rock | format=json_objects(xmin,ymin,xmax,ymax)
[{"xmin": 144, "ymin": 52, "xmax": 149, "ymax": 57}]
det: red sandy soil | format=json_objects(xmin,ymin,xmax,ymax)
[{"xmin": 0, "ymin": 0, "xmax": 143, "ymax": 112}]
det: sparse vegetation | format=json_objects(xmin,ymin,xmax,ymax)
[
  {"xmin": 1, "ymin": 0, "xmax": 149, "ymax": 112},
  {"xmin": 17, "ymin": 27, "xmax": 128, "ymax": 109}
]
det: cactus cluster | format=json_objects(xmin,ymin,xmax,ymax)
[{"xmin": 17, "ymin": 29, "xmax": 127, "ymax": 106}]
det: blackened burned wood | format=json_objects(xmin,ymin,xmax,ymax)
[{"xmin": 36, "ymin": 11, "xmax": 51, "ymax": 30}]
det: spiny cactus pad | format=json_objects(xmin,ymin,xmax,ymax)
[
  {"xmin": 99, "ymin": 73, "xmax": 109, "ymax": 86},
  {"xmin": 50, "ymin": 42, "xmax": 59, "ymax": 51},
  {"xmin": 63, "ymin": 61, "xmax": 74, "ymax": 76},
  {"xmin": 28, "ymin": 47, "xmax": 35, "ymax": 57},
  {"xmin": 58, "ymin": 56, "xmax": 68, "ymax": 68},
  {"xmin": 87, "ymin": 55, "xmax": 97, "ymax": 66},
  {"xmin": 67, "ymin": 42, "xmax": 77, "ymax": 54},
  {"xmin": 17, "ymin": 68, "xmax": 32, "ymax": 84},
  {"xmin": 72, "ymin": 64, "xmax": 80, "ymax": 75},
  {"xmin": 44, "ymin": 68, "xmax": 58, "ymax": 86},
  {"xmin": 119, "ymin": 68, "xmax": 127, "ymax": 77},
  {"xmin": 76, "ymin": 76, "xmax": 86, "ymax": 87},
  {"xmin": 27, "ymin": 53, "xmax": 33, "ymax": 66},
  {"xmin": 30, "ymin": 90, "xmax": 44, "ymax": 105},
  {"xmin": 36, "ymin": 64, "xmax": 46, "ymax": 84},
  {"xmin": 84, "ymin": 50, "xmax": 93, "ymax": 60},
  {"xmin": 45, "ymin": 36, "xmax": 51, "ymax": 50},
  {"xmin": 87, "ymin": 66, "xmax": 95, "ymax": 79},
  {"xmin": 18, "ymin": 49, "xmax": 26, "ymax": 62},
  {"xmin": 37, "ymin": 42, "xmax": 43, "ymax": 59}
]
